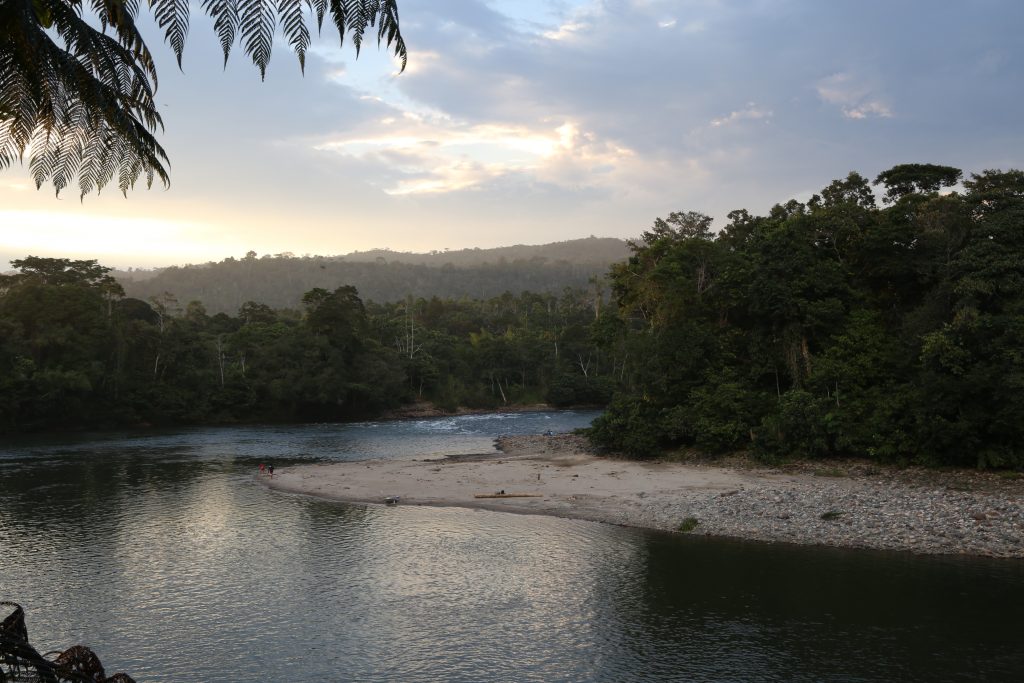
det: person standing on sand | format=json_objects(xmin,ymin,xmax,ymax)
[
  {"xmin": 258, "ymin": 463, "xmax": 265, "ymax": 475},
  {"xmin": 268, "ymin": 464, "xmax": 274, "ymax": 477}
]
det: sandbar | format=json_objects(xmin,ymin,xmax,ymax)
[{"xmin": 263, "ymin": 434, "xmax": 1024, "ymax": 558}]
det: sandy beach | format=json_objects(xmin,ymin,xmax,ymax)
[{"xmin": 264, "ymin": 434, "xmax": 1024, "ymax": 558}]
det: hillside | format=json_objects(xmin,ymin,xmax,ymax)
[
  {"xmin": 117, "ymin": 237, "xmax": 629, "ymax": 313},
  {"xmin": 340, "ymin": 237, "xmax": 628, "ymax": 267}
]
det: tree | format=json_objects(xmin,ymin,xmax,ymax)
[
  {"xmin": 0, "ymin": 0, "xmax": 406, "ymax": 197},
  {"xmin": 873, "ymin": 164, "xmax": 962, "ymax": 204}
]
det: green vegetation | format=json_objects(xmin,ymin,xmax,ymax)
[
  {"xmin": 1, "ymin": 0, "xmax": 405, "ymax": 196},
  {"xmin": 116, "ymin": 237, "xmax": 629, "ymax": 314},
  {"xmin": 678, "ymin": 517, "xmax": 699, "ymax": 532},
  {"xmin": 0, "ymin": 260, "xmax": 614, "ymax": 430},
  {"xmin": 588, "ymin": 165, "xmax": 1024, "ymax": 469},
  {"xmin": 3, "ymin": 164, "xmax": 1023, "ymax": 471}
]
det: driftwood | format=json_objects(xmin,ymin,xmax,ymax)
[{"xmin": 1, "ymin": 602, "xmax": 136, "ymax": 683}]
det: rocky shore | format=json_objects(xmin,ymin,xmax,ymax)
[
  {"xmin": 265, "ymin": 433, "xmax": 1024, "ymax": 559},
  {"xmin": 496, "ymin": 435, "xmax": 1024, "ymax": 558}
]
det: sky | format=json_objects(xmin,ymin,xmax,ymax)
[{"xmin": 2, "ymin": 0, "xmax": 1023, "ymax": 269}]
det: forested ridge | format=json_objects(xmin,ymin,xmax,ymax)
[
  {"xmin": 2, "ymin": 164, "xmax": 1023, "ymax": 469},
  {"xmin": 116, "ymin": 237, "xmax": 629, "ymax": 314}
]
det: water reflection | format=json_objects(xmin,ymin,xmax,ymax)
[
  {"xmin": 614, "ymin": 533, "xmax": 1024, "ymax": 682},
  {"xmin": 1, "ymin": 415, "xmax": 1022, "ymax": 682}
]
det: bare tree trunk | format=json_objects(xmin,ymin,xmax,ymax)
[
  {"xmin": 801, "ymin": 335, "xmax": 813, "ymax": 379},
  {"xmin": 577, "ymin": 353, "xmax": 590, "ymax": 378},
  {"xmin": 216, "ymin": 335, "xmax": 225, "ymax": 388}
]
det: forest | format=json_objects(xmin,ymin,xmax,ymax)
[
  {"xmin": 589, "ymin": 165, "xmax": 1024, "ymax": 469},
  {"xmin": 2, "ymin": 164, "xmax": 1022, "ymax": 469},
  {"xmin": 116, "ymin": 237, "xmax": 629, "ymax": 314},
  {"xmin": 0, "ymin": 260, "xmax": 612, "ymax": 430}
]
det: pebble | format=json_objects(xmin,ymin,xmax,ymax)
[
  {"xmin": 649, "ymin": 475, "xmax": 1024, "ymax": 558},
  {"xmin": 497, "ymin": 434, "xmax": 1024, "ymax": 558}
]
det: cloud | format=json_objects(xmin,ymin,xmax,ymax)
[
  {"xmin": 816, "ymin": 72, "xmax": 892, "ymax": 119},
  {"xmin": 842, "ymin": 101, "xmax": 892, "ymax": 119},
  {"xmin": 710, "ymin": 103, "xmax": 772, "ymax": 127},
  {"xmin": 543, "ymin": 20, "xmax": 589, "ymax": 41},
  {"xmin": 313, "ymin": 117, "xmax": 637, "ymax": 196}
]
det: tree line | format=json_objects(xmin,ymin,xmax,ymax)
[
  {"xmin": 588, "ymin": 164, "xmax": 1024, "ymax": 469},
  {"xmin": 0, "ymin": 260, "xmax": 612, "ymax": 431},
  {"xmin": 2, "ymin": 163, "xmax": 1022, "ymax": 468}
]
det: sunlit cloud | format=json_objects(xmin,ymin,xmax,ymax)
[
  {"xmin": 538, "ymin": 0, "xmax": 603, "ymax": 41},
  {"xmin": 658, "ymin": 18, "xmax": 677, "ymax": 29},
  {"xmin": 313, "ymin": 118, "xmax": 636, "ymax": 196},
  {"xmin": 543, "ymin": 21, "xmax": 588, "ymax": 41},
  {"xmin": 325, "ymin": 67, "xmax": 348, "ymax": 82},
  {"xmin": 816, "ymin": 72, "xmax": 892, "ymax": 119},
  {"xmin": 399, "ymin": 50, "xmax": 442, "ymax": 76},
  {"xmin": 710, "ymin": 103, "xmax": 772, "ymax": 127}
]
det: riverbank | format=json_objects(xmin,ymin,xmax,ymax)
[{"xmin": 264, "ymin": 434, "xmax": 1024, "ymax": 558}]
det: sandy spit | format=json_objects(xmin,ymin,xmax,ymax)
[{"xmin": 263, "ymin": 434, "xmax": 1024, "ymax": 558}]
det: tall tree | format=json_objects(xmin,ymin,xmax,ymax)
[{"xmin": 873, "ymin": 164, "xmax": 963, "ymax": 204}]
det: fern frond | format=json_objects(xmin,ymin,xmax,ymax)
[
  {"xmin": 310, "ymin": 0, "xmax": 328, "ymax": 31},
  {"xmin": 325, "ymin": 0, "xmax": 404, "ymax": 69},
  {"xmin": 239, "ymin": 0, "xmax": 277, "ymax": 78},
  {"xmin": 149, "ymin": 0, "xmax": 191, "ymax": 68},
  {"xmin": 1, "ymin": 0, "xmax": 405, "ymax": 197},
  {"xmin": 201, "ymin": 0, "xmax": 240, "ymax": 67},
  {"xmin": 377, "ymin": 0, "xmax": 405, "ymax": 71},
  {"xmin": 278, "ymin": 0, "xmax": 310, "ymax": 73},
  {"xmin": 1, "ymin": 0, "xmax": 168, "ymax": 196}
]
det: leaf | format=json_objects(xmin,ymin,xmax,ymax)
[
  {"xmin": 150, "ymin": 0, "xmax": 191, "ymax": 68},
  {"xmin": 239, "ymin": 0, "xmax": 277, "ymax": 79}
]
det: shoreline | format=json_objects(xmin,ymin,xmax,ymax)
[{"xmin": 263, "ymin": 434, "xmax": 1024, "ymax": 559}]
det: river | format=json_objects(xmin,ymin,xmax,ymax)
[{"xmin": 1, "ymin": 411, "xmax": 1022, "ymax": 682}]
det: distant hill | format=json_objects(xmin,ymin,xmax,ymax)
[
  {"xmin": 341, "ymin": 237, "xmax": 628, "ymax": 267},
  {"xmin": 116, "ymin": 237, "xmax": 630, "ymax": 314}
]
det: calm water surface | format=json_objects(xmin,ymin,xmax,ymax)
[{"xmin": 1, "ymin": 411, "xmax": 1022, "ymax": 682}]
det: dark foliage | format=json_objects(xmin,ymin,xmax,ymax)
[
  {"xmin": 0, "ymin": 0, "xmax": 405, "ymax": 196},
  {"xmin": 589, "ymin": 165, "xmax": 1024, "ymax": 468},
  {"xmin": 3, "ymin": 165, "xmax": 1023, "ymax": 469},
  {"xmin": 0, "ymin": 259, "xmax": 615, "ymax": 430}
]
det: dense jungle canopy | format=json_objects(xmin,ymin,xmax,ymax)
[{"xmin": 2, "ymin": 164, "xmax": 1022, "ymax": 469}]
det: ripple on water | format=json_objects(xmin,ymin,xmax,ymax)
[{"xmin": 2, "ymin": 415, "xmax": 1023, "ymax": 682}]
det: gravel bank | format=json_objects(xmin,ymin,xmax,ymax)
[
  {"xmin": 496, "ymin": 436, "xmax": 1024, "ymax": 558},
  {"xmin": 265, "ymin": 433, "xmax": 1023, "ymax": 558}
]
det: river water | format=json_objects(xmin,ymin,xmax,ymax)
[{"xmin": 1, "ymin": 411, "xmax": 1022, "ymax": 682}]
